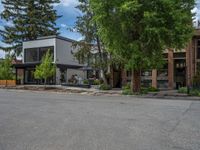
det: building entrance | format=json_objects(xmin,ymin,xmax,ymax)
[{"xmin": 174, "ymin": 59, "xmax": 186, "ymax": 89}]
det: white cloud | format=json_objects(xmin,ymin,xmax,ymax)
[
  {"xmin": 60, "ymin": 0, "xmax": 79, "ymax": 7},
  {"xmin": 54, "ymin": 0, "xmax": 79, "ymax": 7},
  {"xmin": 0, "ymin": 50, "xmax": 5, "ymax": 58},
  {"xmin": 0, "ymin": 2, "xmax": 3, "ymax": 12},
  {"xmin": 60, "ymin": 24, "xmax": 67, "ymax": 28},
  {"xmin": 77, "ymin": 36, "xmax": 84, "ymax": 41},
  {"xmin": 0, "ymin": 25, "xmax": 4, "ymax": 30}
]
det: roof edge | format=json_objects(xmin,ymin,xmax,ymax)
[{"xmin": 23, "ymin": 35, "xmax": 77, "ymax": 43}]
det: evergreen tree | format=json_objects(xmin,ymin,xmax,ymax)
[
  {"xmin": 0, "ymin": 0, "xmax": 60, "ymax": 56},
  {"xmin": 0, "ymin": 56, "xmax": 14, "ymax": 80},
  {"xmin": 90, "ymin": 0, "xmax": 195, "ymax": 93}
]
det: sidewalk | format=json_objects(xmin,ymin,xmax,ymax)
[
  {"xmin": 141, "ymin": 90, "xmax": 200, "ymax": 101},
  {"xmin": 0, "ymin": 85, "xmax": 199, "ymax": 100},
  {"xmin": 0, "ymin": 85, "xmax": 122, "ymax": 96}
]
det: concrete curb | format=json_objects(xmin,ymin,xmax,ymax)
[{"xmin": 0, "ymin": 86, "xmax": 199, "ymax": 101}]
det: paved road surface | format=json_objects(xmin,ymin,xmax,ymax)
[{"xmin": 0, "ymin": 89, "xmax": 200, "ymax": 150}]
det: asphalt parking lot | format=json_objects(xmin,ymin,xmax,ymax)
[{"xmin": 0, "ymin": 89, "xmax": 200, "ymax": 150}]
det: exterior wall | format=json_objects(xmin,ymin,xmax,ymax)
[
  {"xmin": 23, "ymin": 38, "xmax": 56, "ymax": 63},
  {"xmin": 56, "ymin": 68, "xmax": 61, "ymax": 85},
  {"xmin": 55, "ymin": 38, "xmax": 81, "ymax": 66},
  {"xmin": 168, "ymin": 49, "xmax": 174, "ymax": 89},
  {"xmin": 122, "ymin": 49, "xmax": 186, "ymax": 89},
  {"xmin": 186, "ymin": 33, "xmax": 200, "ymax": 87}
]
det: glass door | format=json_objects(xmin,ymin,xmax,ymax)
[{"xmin": 25, "ymin": 69, "xmax": 37, "ymax": 84}]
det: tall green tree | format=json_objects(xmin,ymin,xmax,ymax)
[
  {"xmin": 0, "ymin": 0, "xmax": 60, "ymax": 56},
  {"xmin": 0, "ymin": 56, "xmax": 14, "ymax": 80},
  {"xmin": 90, "ymin": 0, "xmax": 195, "ymax": 92},
  {"xmin": 34, "ymin": 50, "xmax": 56, "ymax": 85},
  {"xmin": 73, "ymin": 0, "xmax": 109, "ymax": 84}
]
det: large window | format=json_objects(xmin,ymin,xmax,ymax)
[
  {"xmin": 25, "ymin": 48, "xmax": 38, "ymax": 63},
  {"xmin": 24, "ymin": 46, "xmax": 54, "ymax": 63},
  {"xmin": 39, "ymin": 47, "xmax": 54, "ymax": 61}
]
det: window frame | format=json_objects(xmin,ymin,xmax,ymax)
[{"xmin": 24, "ymin": 46, "xmax": 54, "ymax": 63}]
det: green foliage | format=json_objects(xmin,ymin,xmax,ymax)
[
  {"xmin": 189, "ymin": 89, "xmax": 200, "ymax": 97},
  {"xmin": 93, "ymin": 79, "xmax": 101, "ymax": 85},
  {"xmin": 178, "ymin": 87, "xmax": 200, "ymax": 97},
  {"xmin": 122, "ymin": 89, "xmax": 134, "ymax": 95},
  {"xmin": 140, "ymin": 88, "xmax": 149, "ymax": 95},
  {"xmin": 147, "ymin": 87, "xmax": 159, "ymax": 92},
  {"xmin": 90, "ymin": 0, "xmax": 195, "ymax": 91},
  {"xmin": 73, "ymin": 0, "xmax": 104, "ymax": 66},
  {"xmin": 34, "ymin": 50, "xmax": 56, "ymax": 84},
  {"xmin": 0, "ymin": 56, "xmax": 14, "ymax": 80},
  {"xmin": 122, "ymin": 83, "xmax": 133, "ymax": 95},
  {"xmin": 0, "ymin": 0, "xmax": 60, "ymax": 56},
  {"xmin": 178, "ymin": 87, "xmax": 188, "ymax": 94},
  {"xmin": 99, "ymin": 84, "xmax": 112, "ymax": 90},
  {"xmin": 73, "ymin": 0, "xmax": 124, "ymax": 85},
  {"xmin": 122, "ymin": 83, "xmax": 159, "ymax": 95},
  {"xmin": 83, "ymin": 80, "xmax": 89, "ymax": 85},
  {"xmin": 122, "ymin": 83, "xmax": 131, "ymax": 91}
]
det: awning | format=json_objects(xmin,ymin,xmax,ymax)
[
  {"xmin": 80, "ymin": 66, "xmax": 100, "ymax": 71},
  {"xmin": 13, "ymin": 63, "xmax": 84, "ymax": 70},
  {"xmin": 13, "ymin": 63, "xmax": 40, "ymax": 69},
  {"xmin": 56, "ymin": 64, "xmax": 84, "ymax": 69}
]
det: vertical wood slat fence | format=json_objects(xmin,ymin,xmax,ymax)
[{"xmin": 0, "ymin": 80, "xmax": 16, "ymax": 87}]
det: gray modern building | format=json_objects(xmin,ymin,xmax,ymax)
[{"xmin": 15, "ymin": 35, "xmax": 85, "ymax": 85}]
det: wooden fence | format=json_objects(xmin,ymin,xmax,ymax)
[{"xmin": 0, "ymin": 80, "xmax": 16, "ymax": 87}]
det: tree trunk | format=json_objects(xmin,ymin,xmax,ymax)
[
  {"xmin": 44, "ymin": 78, "xmax": 47, "ymax": 89},
  {"xmin": 96, "ymin": 35, "xmax": 108, "ymax": 85},
  {"xmin": 131, "ymin": 69, "xmax": 141, "ymax": 93}
]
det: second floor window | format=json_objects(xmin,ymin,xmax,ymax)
[{"xmin": 25, "ymin": 46, "xmax": 54, "ymax": 63}]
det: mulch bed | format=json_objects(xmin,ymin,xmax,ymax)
[{"xmin": 0, "ymin": 86, "xmax": 89, "ymax": 94}]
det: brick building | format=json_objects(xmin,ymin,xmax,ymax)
[{"xmin": 111, "ymin": 29, "xmax": 200, "ymax": 89}]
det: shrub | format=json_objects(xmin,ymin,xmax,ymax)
[
  {"xmin": 148, "ymin": 87, "xmax": 159, "ymax": 92},
  {"xmin": 141, "ymin": 87, "xmax": 149, "ymax": 94},
  {"xmin": 122, "ymin": 89, "xmax": 134, "ymax": 95},
  {"xmin": 93, "ymin": 79, "xmax": 101, "ymax": 85},
  {"xmin": 99, "ymin": 84, "xmax": 112, "ymax": 90},
  {"xmin": 178, "ymin": 87, "xmax": 187, "ymax": 94},
  {"xmin": 122, "ymin": 83, "xmax": 131, "ymax": 91},
  {"xmin": 0, "ymin": 57, "xmax": 14, "ymax": 80},
  {"xmin": 189, "ymin": 89, "xmax": 200, "ymax": 97},
  {"xmin": 83, "ymin": 80, "xmax": 89, "ymax": 85},
  {"xmin": 122, "ymin": 84, "xmax": 151, "ymax": 95}
]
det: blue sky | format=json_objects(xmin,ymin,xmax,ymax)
[
  {"xmin": 0, "ymin": 0, "xmax": 200, "ymax": 58},
  {"xmin": 0, "ymin": 0, "xmax": 82, "ymax": 58}
]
